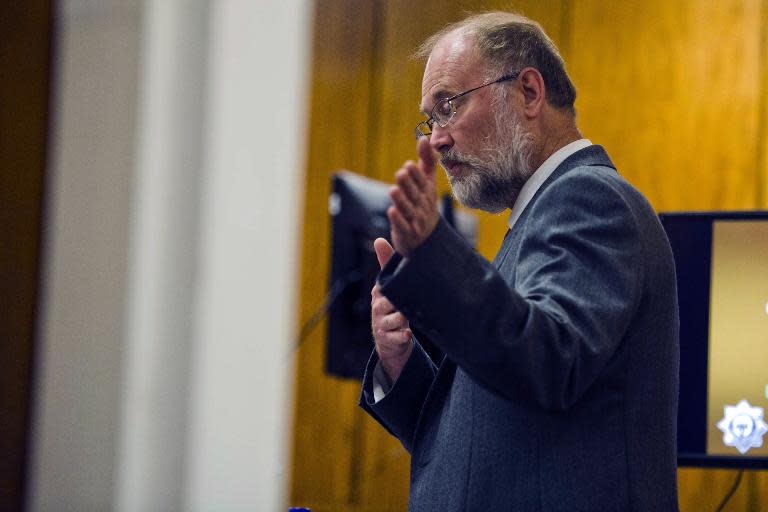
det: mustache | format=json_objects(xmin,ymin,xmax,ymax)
[{"xmin": 439, "ymin": 148, "xmax": 486, "ymax": 168}]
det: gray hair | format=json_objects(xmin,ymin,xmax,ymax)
[{"xmin": 414, "ymin": 12, "xmax": 576, "ymax": 113}]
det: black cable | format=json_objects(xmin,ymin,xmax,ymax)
[
  {"xmin": 291, "ymin": 270, "xmax": 360, "ymax": 353},
  {"xmin": 713, "ymin": 468, "xmax": 744, "ymax": 512}
]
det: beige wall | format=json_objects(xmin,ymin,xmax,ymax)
[
  {"xmin": 29, "ymin": 3, "xmax": 142, "ymax": 509},
  {"xmin": 291, "ymin": 1, "xmax": 768, "ymax": 510}
]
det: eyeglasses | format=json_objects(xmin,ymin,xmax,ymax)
[{"xmin": 414, "ymin": 71, "xmax": 520, "ymax": 139}]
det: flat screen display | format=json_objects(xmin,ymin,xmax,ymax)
[{"xmin": 661, "ymin": 211, "xmax": 768, "ymax": 468}]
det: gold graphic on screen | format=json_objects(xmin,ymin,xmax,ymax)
[{"xmin": 707, "ymin": 220, "xmax": 768, "ymax": 456}]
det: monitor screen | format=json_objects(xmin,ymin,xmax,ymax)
[{"xmin": 660, "ymin": 210, "xmax": 768, "ymax": 468}]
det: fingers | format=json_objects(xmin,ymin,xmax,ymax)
[
  {"xmin": 371, "ymin": 287, "xmax": 396, "ymax": 316},
  {"xmin": 396, "ymin": 160, "xmax": 430, "ymax": 199},
  {"xmin": 389, "ymin": 185, "xmax": 416, "ymax": 221},
  {"xmin": 390, "ymin": 165, "xmax": 428, "ymax": 224},
  {"xmin": 387, "ymin": 204, "xmax": 414, "ymax": 239},
  {"xmin": 373, "ymin": 237, "xmax": 394, "ymax": 268},
  {"xmin": 371, "ymin": 291, "xmax": 407, "ymax": 330},
  {"xmin": 417, "ymin": 136, "xmax": 437, "ymax": 178},
  {"xmin": 379, "ymin": 311, "xmax": 408, "ymax": 331},
  {"xmin": 371, "ymin": 288, "xmax": 411, "ymax": 348},
  {"xmin": 387, "ymin": 145, "xmax": 440, "ymax": 256},
  {"xmin": 376, "ymin": 328, "xmax": 412, "ymax": 348},
  {"xmin": 396, "ymin": 162, "xmax": 425, "ymax": 200},
  {"xmin": 373, "ymin": 311, "xmax": 410, "ymax": 343}
]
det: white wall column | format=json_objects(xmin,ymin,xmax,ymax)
[
  {"xmin": 115, "ymin": 0, "xmax": 209, "ymax": 510},
  {"xmin": 183, "ymin": 1, "xmax": 311, "ymax": 510}
]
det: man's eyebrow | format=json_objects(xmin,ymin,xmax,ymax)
[
  {"xmin": 419, "ymin": 88, "xmax": 453, "ymax": 116},
  {"xmin": 432, "ymin": 88, "xmax": 452, "ymax": 100}
]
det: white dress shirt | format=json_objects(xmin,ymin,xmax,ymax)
[
  {"xmin": 507, "ymin": 138, "xmax": 592, "ymax": 231},
  {"xmin": 372, "ymin": 139, "xmax": 593, "ymax": 402}
]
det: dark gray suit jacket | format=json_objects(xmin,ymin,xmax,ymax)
[{"xmin": 359, "ymin": 146, "xmax": 680, "ymax": 511}]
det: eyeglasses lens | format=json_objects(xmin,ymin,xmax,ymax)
[{"xmin": 433, "ymin": 100, "xmax": 454, "ymax": 127}]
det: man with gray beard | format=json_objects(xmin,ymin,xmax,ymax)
[{"xmin": 359, "ymin": 12, "xmax": 679, "ymax": 512}]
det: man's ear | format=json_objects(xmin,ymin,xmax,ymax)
[{"xmin": 518, "ymin": 67, "xmax": 545, "ymax": 119}]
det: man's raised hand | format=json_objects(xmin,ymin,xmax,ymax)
[{"xmin": 387, "ymin": 137, "xmax": 440, "ymax": 257}]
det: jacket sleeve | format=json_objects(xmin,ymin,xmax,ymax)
[
  {"xmin": 377, "ymin": 169, "xmax": 644, "ymax": 411},
  {"xmin": 359, "ymin": 338, "xmax": 438, "ymax": 453}
]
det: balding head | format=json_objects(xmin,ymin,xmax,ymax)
[{"xmin": 416, "ymin": 12, "xmax": 576, "ymax": 114}]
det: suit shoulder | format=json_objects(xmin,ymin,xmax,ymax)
[
  {"xmin": 542, "ymin": 164, "xmax": 657, "ymax": 219},
  {"xmin": 556, "ymin": 164, "xmax": 632, "ymax": 192}
]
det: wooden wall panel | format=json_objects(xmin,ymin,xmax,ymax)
[
  {"xmin": 292, "ymin": 1, "xmax": 768, "ymax": 510},
  {"xmin": 289, "ymin": 1, "xmax": 380, "ymax": 509},
  {"xmin": 761, "ymin": 0, "xmax": 768, "ymax": 210},
  {"xmin": 568, "ymin": 0, "xmax": 761, "ymax": 211}
]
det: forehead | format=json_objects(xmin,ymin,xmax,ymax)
[{"xmin": 420, "ymin": 32, "xmax": 483, "ymax": 110}]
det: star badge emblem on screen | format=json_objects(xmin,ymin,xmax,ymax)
[{"xmin": 716, "ymin": 400, "xmax": 768, "ymax": 454}]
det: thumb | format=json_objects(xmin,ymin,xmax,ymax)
[
  {"xmin": 417, "ymin": 136, "xmax": 437, "ymax": 179},
  {"xmin": 373, "ymin": 237, "xmax": 394, "ymax": 269}
]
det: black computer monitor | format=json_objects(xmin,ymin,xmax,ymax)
[
  {"xmin": 326, "ymin": 171, "xmax": 477, "ymax": 379},
  {"xmin": 660, "ymin": 210, "xmax": 768, "ymax": 468}
]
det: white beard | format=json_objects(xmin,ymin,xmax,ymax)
[{"xmin": 441, "ymin": 106, "xmax": 535, "ymax": 213}]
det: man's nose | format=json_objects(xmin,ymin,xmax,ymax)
[{"xmin": 429, "ymin": 123, "xmax": 453, "ymax": 153}]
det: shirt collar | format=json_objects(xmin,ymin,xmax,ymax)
[{"xmin": 507, "ymin": 138, "xmax": 592, "ymax": 230}]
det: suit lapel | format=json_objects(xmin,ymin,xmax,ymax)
[{"xmin": 495, "ymin": 144, "xmax": 617, "ymax": 275}]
